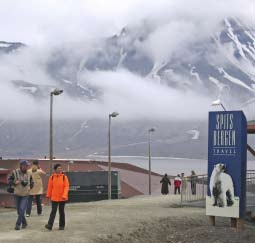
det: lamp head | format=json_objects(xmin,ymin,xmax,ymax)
[
  {"xmin": 211, "ymin": 99, "xmax": 226, "ymax": 111},
  {"xmin": 51, "ymin": 88, "xmax": 63, "ymax": 96},
  {"xmin": 148, "ymin": 128, "xmax": 155, "ymax": 132},
  {"xmin": 212, "ymin": 99, "xmax": 221, "ymax": 106},
  {"xmin": 110, "ymin": 112, "xmax": 119, "ymax": 117}
]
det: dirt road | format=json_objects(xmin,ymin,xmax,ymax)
[{"xmin": 0, "ymin": 195, "xmax": 255, "ymax": 243}]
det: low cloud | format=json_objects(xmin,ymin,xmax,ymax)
[
  {"xmin": 79, "ymin": 70, "xmax": 212, "ymax": 121},
  {"xmin": 0, "ymin": 0, "xmax": 254, "ymax": 45},
  {"xmin": 0, "ymin": 0, "xmax": 254, "ymax": 121},
  {"xmin": 0, "ymin": 67, "xmax": 213, "ymax": 121}
]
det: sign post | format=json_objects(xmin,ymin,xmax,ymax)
[{"xmin": 206, "ymin": 111, "xmax": 247, "ymax": 228}]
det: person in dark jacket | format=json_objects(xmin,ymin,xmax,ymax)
[
  {"xmin": 190, "ymin": 170, "xmax": 198, "ymax": 195},
  {"xmin": 45, "ymin": 164, "xmax": 69, "ymax": 231},
  {"xmin": 160, "ymin": 174, "xmax": 171, "ymax": 195},
  {"xmin": 8, "ymin": 160, "xmax": 34, "ymax": 230}
]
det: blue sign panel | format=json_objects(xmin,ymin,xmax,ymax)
[{"xmin": 206, "ymin": 111, "xmax": 247, "ymax": 218}]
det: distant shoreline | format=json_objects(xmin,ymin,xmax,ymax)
[{"xmin": 86, "ymin": 155, "xmax": 207, "ymax": 161}]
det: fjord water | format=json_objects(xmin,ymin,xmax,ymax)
[{"xmin": 87, "ymin": 156, "xmax": 255, "ymax": 176}]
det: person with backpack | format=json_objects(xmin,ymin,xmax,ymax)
[
  {"xmin": 26, "ymin": 160, "xmax": 46, "ymax": 217},
  {"xmin": 45, "ymin": 164, "xmax": 69, "ymax": 231},
  {"xmin": 8, "ymin": 160, "xmax": 34, "ymax": 230}
]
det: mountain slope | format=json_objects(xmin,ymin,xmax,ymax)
[{"xmin": 1, "ymin": 17, "xmax": 255, "ymax": 158}]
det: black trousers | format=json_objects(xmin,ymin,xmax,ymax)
[
  {"xmin": 191, "ymin": 182, "xmax": 196, "ymax": 195},
  {"xmin": 26, "ymin": 195, "xmax": 42, "ymax": 215},
  {"xmin": 174, "ymin": 187, "xmax": 180, "ymax": 194},
  {"xmin": 48, "ymin": 201, "xmax": 66, "ymax": 228}
]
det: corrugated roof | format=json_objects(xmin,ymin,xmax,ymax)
[{"xmin": 0, "ymin": 159, "xmax": 163, "ymax": 198}]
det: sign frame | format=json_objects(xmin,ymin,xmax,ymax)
[{"xmin": 206, "ymin": 111, "xmax": 247, "ymax": 218}]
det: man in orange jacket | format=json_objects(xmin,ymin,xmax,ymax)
[{"xmin": 45, "ymin": 164, "xmax": 69, "ymax": 230}]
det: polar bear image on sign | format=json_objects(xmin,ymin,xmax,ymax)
[{"xmin": 209, "ymin": 163, "xmax": 235, "ymax": 207}]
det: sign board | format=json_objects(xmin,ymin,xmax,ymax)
[
  {"xmin": 206, "ymin": 111, "xmax": 247, "ymax": 218},
  {"xmin": 66, "ymin": 171, "xmax": 121, "ymax": 202}
]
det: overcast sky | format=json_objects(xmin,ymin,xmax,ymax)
[
  {"xmin": 0, "ymin": 0, "xmax": 255, "ymax": 121},
  {"xmin": 0, "ymin": 0, "xmax": 254, "ymax": 45}
]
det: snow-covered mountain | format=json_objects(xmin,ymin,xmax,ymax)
[
  {"xmin": 7, "ymin": 18, "xmax": 255, "ymax": 105},
  {"xmin": 82, "ymin": 18, "xmax": 255, "ymax": 105},
  {"xmin": 1, "ymin": 17, "xmax": 255, "ymax": 159}
]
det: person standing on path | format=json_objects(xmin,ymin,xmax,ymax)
[
  {"xmin": 181, "ymin": 172, "xmax": 187, "ymax": 193},
  {"xmin": 160, "ymin": 173, "xmax": 171, "ymax": 195},
  {"xmin": 26, "ymin": 160, "xmax": 46, "ymax": 217},
  {"xmin": 190, "ymin": 170, "xmax": 198, "ymax": 195},
  {"xmin": 174, "ymin": 174, "xmax": 182, "ymax": 194},
  {"xmin": 8, "ymin": 160, "xmax": 34, "ymax": 230},
  {"xmin": 45, "ymin": 164, "xmax": 69, "ymax": 230}
]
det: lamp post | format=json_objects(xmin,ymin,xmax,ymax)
[
  {"xmin": 108, "ymin": 111, "xmax": 119, "ymax": 200},
  {"xmin": 212, "ymin": 99, "xmax": 226, "ymax": 111},
  {"xmin": 49, "ymin": 88, "xmax": 63, "ymax": 174},
  {"xmin": 148, "ymin": 127, "xmax": 155, "ymax": 195},
  {"xmin": 67, "ymin": 160, "xmax": 74, "ymax": 172}
]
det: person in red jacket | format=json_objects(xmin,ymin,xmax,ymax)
[
  {"xmin": 45, "ymin": 164, "xmax": 69, "ymax": 230},
  {"xmin": 174, "ymin": 174, "xmax": 182, "ymax": 194}
]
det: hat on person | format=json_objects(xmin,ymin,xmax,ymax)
[{"xmin": 19, "ymin": 160, "xmax": 30, "ymax": 166}]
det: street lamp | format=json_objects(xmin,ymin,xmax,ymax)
[
  {"xmin": 108, "ymin": 111, "xmax": 119, "ymax": 200},
  {"xmin": 49, "ymin": 88, "xmax": 63, "ymax": 174},
  {"xmin": 212, "ymin": 99, "xmax": 226, "ymax": 111},
  {"xmin": 148, "ymin": 127, "xmax": 155, "ymax": 195}
]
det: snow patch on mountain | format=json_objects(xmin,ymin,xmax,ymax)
[
  {"xmin": 186, "ymin": 130, "xmax": 200, "ymax": 140},
  {"xmin": 218, "ymin": 67, "xmax": 254, "ymax": 92},
  {"xmin": 62, "ymin": 79, "xmax": 73, "ymax": 85},
  {"xmin": 69, "ymin": 121, "xmax": 89, "ymax": 139},
  {"xmin": 190, "ymin": 67, "xmax": 203, "ymax": 85},
  {"xmin": 209, "ymin": 76, "xmax": 229, "ymax": 93}
]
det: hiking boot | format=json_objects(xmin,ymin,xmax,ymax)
[
  {"xmin": 22, "ymin": 223, "xmax": 27, "ymax": 229},
  {"xmin": 59, "ymin": 226, "xmax": 65, "ymax": 230},
  {"xmin": 45, "ymin": 224, "xmax": 52, "ymax": 230},
  {"xmin": 14, "ymin": 225, "xmax": 20, "ymax": 230}
]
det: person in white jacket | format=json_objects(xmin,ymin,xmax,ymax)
[{"xmin": 26, "ymin": 160, "xmax": 46, "ymax": 217}]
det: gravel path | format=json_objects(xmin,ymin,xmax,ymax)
[{"xmin": 0, "ymin": 195, "xmax": 255, "ymax": 243}]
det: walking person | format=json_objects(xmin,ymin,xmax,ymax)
[
  {"xmin": 190, "ymin": 170, "xmax": 198, "ymax": 195},
  {"xmin": 174, "ymin": 174, "xmax": 182, "ymax": 194},
  {"xmin": 26, "ymin": 160, "xmax": 46, "ymax": 217},
  {"xmin": 160, "ymin": 173, "xmax": 171, "ymax": 195},
  {"xmin": 45, "ymin": 164, "xmax": 69, "ymax": 230},
  {"xmin": 8, "ymin": 160, "xmax": 34, "ymax": 230}
]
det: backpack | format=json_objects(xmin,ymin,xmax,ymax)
[{"xmin": 51, "ymin": 174, "xmax": 66, "ymax": 182}]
